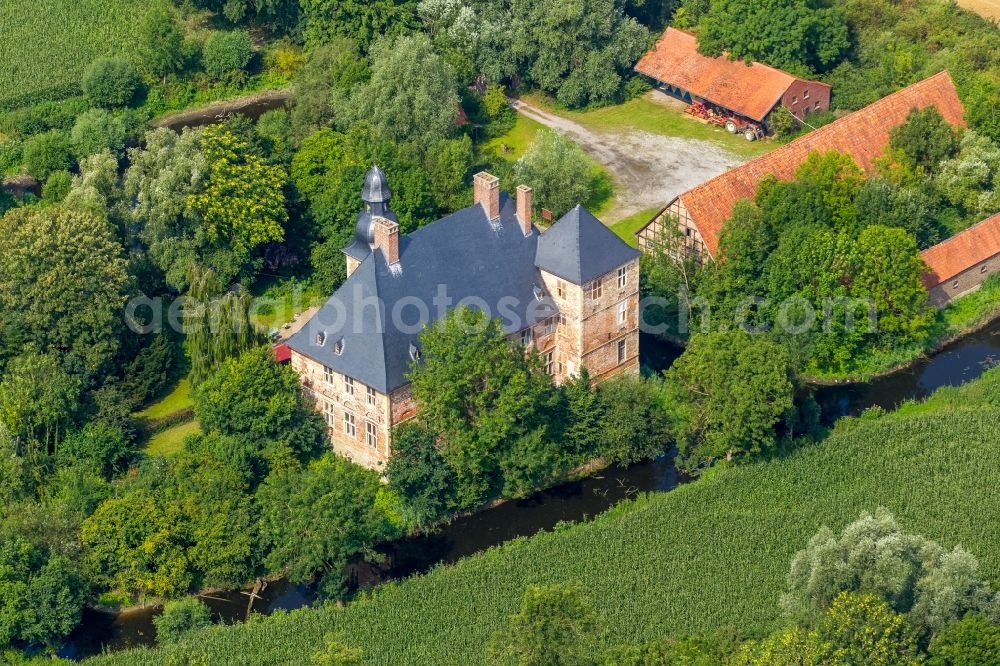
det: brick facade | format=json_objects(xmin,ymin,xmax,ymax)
[{"xmin": 926, "ymin": 255, "xmax": 1000, "ymax": 306}]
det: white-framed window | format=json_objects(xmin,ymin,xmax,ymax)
[
  {"xmin": 617, "ymin": 301, "xmax": 628, "ymax": 325},
  {"xmin": 543, "ymin": 351, "xmax": 555, "ymax": 375},
  {"xmin": 343, "ymin": 411, "xmax": 356, "ymax": 438},
  {"xmin": 366, "ymin": 385, "xmax": 377, "ymax": 407},
  {"xmin": 323, "ymin": 400, "xmax": 336, "ymax": 429},
  {"xmin": 323, "ymin": 366, "xmax": 335, "ymax": 385},
  {"xmin": 366, "ymin": 421, "xmax": 377, "ymax": 449},
  {"xmin": 543, "ymin": 316, "xmax": 557, "ymax": 335},
  {"xmin": 803, "ymin": 89, "xmax": 810, "ymax": 99},
  {"xmin": 587, "ymin": 279, "xmax": 602, "ymax": 300},
  {"xmin": 792, "ymin": 95, "xmax": 798, "ymax": 104},
  {"xmin": 520, "ymin": 328, "xmax": 533, "ymax": 346},
  {"xmin": 617, "ymin": 338, "xmax": 627, "ymax": 364},
  {"xmin": 556, "ymin": 280, "xmax": 566, "ymax": 299},
  {"xmin": 617, "ymin": 266, "xmax": 627, "ymax": 289},
  {"xmin": 344, "ymin": 376, "xmax": 355, "ymax": 396},
  {"xmin": 982, "ymin": 264, "xmax": 989, "ymax": 273}
]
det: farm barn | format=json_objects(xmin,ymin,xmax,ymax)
[{"xmin": 634, "ymin": 27, "xmax": 831, "ymax": 140}]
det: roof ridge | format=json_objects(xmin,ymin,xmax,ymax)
[
  {"xmin": 683, "ymin": 70, "xmax": 959, "ymax": 202},
  {"xmin": 663, "ymin": 26, "xmax": 817, "ymax": 84}
]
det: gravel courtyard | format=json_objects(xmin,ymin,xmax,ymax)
[{"xmin": 513, "ymin": 96, "xmax": 747, "ymax": 222}]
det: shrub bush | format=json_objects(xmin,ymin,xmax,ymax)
[
  {"xmin": 42, "ymin": 170, "xmax": 72, "ymax": 203},
  {"xmin": 70, "ymin": 108, "xmax": 128, "ymax": 159},
  {"xmin": 21, "ymin": 129, "xmax": 72, "ymax": 180},
  {"xmin": 153, "ymin": 598, "xmax": 212, "ymax": 644},
  {"xmin": 82, "ymin": 58, "xmax": 143, "ymax": 108},
  {"xmin": 202, "ymin": 31, "xmax": 254, "ymax": 80}
]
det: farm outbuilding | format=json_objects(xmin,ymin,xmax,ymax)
[
  {"xmin": 634, "ymin": 28, "xmax": 831, "ymax": 139},
  {"xmin": 635, "ymin": 71, "xmax": 966, "ymax": 262}
]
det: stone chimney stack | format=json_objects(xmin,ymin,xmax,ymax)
[
  {"xmin": 474, "ymin": 172, "xmax": 500, "ymax": 221},
  {"xmin": 372, "ymin": 216, "xmax": 399, "ymax": 266},
  {"xmin": 516, "ymin": 185, "xmax": 533, "ymax": 236}
]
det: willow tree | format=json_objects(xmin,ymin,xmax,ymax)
[{"xmin": 186, "ymin": 266, "xmax": 260, "ymax": 386}]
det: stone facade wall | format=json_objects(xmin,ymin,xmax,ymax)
[
  {"xmin": 928, "ymin": 255, "xmax": 1000, "ymax": 306},
  {"xmin": 291, "ymin": 351, "xmax": 391, "ymax": 469},
  {"xmin": 580, "ymin": 258, "xmax": 641, "ymax": 380}
]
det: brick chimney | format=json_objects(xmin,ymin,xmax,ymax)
[
  {"xmin": 474, "ymin": 171, "xmax": 500, "ymax": 221},
  {"xmin": 516, "ymin": 185, "xmax": 532, "ymax": 236},
  {"xmin": 372, "ymin": 216, "xmax": 399, "ymax": 266}
]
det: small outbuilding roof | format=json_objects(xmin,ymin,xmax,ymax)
[
  {"xmin": 634, "ymin": 28, "xmax": 829, "ymax": 122},
  {"xmin": 921, "ymin": 213, "xmax": 1000, "ymax": 289}
]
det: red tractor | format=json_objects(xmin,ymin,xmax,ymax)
[{"xmin": 685, "ymin": 101, "xmax": 764, "ymax": 140}]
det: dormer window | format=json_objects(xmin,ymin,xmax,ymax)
[
  {"xmin": 334, "ymin": 338, "xmax": 345, "ymax": 355},
  {"xmin": 533, "ymin": 285, "xmax": 544, "ymax": 301},
  {"xmin": 316, "ymin": 332, "xmax": 326, "ymax": 346},
  {"xmin": 409, "ymin": 342, "xmax": 422, "ymax": 361}
]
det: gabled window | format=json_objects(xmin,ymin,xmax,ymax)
[
  {"xmin": 315, "ymin": 332, "xmax": 326, "ymax": 346},
  {"xmin": 617, "ymin": 266, "xmax": 627, "ymax": 289},
  {"xmin": 533, "ymin": 285, "xmax": 544, "ymax": 301},
  {"xmin": 334, "ymin": 338, "xmax": 345, "ymax": 355},
  {"xmin": 803, "ymin": 89, "xmax": 810, "ymax": 99},
  {"xmin": 409, "ymin": 342, "xmax": 422, "ymax": 361}
]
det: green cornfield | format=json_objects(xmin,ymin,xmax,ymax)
[
  {"xmin": 88, "ymin": 370, "xmax": 1000, "ymax": 665},
  {"xmin": 0, "ymin": 0, "xmax": 157, "ymax": 110}
]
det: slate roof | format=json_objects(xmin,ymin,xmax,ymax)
[
  {"xmin": 921, "ymin": 213, "xmax": 1000, "ymax": 289},
  {"xmin": 654, "ymin": 71, "xmax": 966, "ymax": 259},
  {"xmin": 536, "ymin": 205, "xmax": 640, "ymax": 284},
  {"xmin": 287, "ymin": 193, "xmax": 634, "ymax": 393},
  {"xmin": 634, "ymin": 28, "xmax": 829, "ymax": 122}
]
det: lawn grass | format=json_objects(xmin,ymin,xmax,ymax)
[
  {"xmin": 145, "ymin": 420, "xmax": 200, "ymax": 457},
  {"xmin": 249, "ymin": 277, "xmax": 326, "ymax": 332},
  {"xmin": 610, "ymin": 207, "xmax": 662, "ymax": 247},
  {"xmin": 525, "ymin": 92, "xmax": 775, "ymax": 159},
  {"xmin": 134, "ymin": 379, "xmax": 194, "ymax": 421},
  {"xmin": 88, "ymin": 367, "xmax": 1000, "ymax": 666},
  {"xmin": 481, "ymin": 114, "xmax": 547, "ymax": 160},
  {"xmin": 0, "ymin": 0, "xmax": 160, "ymax": 108}
]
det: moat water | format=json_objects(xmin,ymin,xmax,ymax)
[{"xmin": 64, "ymin": 323, "xmax": 1000, "ymax": 657}]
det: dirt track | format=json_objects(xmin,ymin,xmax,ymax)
[{"xmin": 513, "ymin": 99, "xmax": 745, "ymax": 222}]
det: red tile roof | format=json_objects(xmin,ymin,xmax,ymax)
[
  {"xmin": 673, "ymin": 71, "xmax": 966, "ymax": 258},
  {"xmin": 921, "ymin": 213, "xmax": 1000, "ymax": 289},
  {"xmin": 634, "ymin": 28, "xmax": 829, "ymax": 122},
  {"xmin": 273, "ymin": 343, "xmax": 291, "ymax": 364}
]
